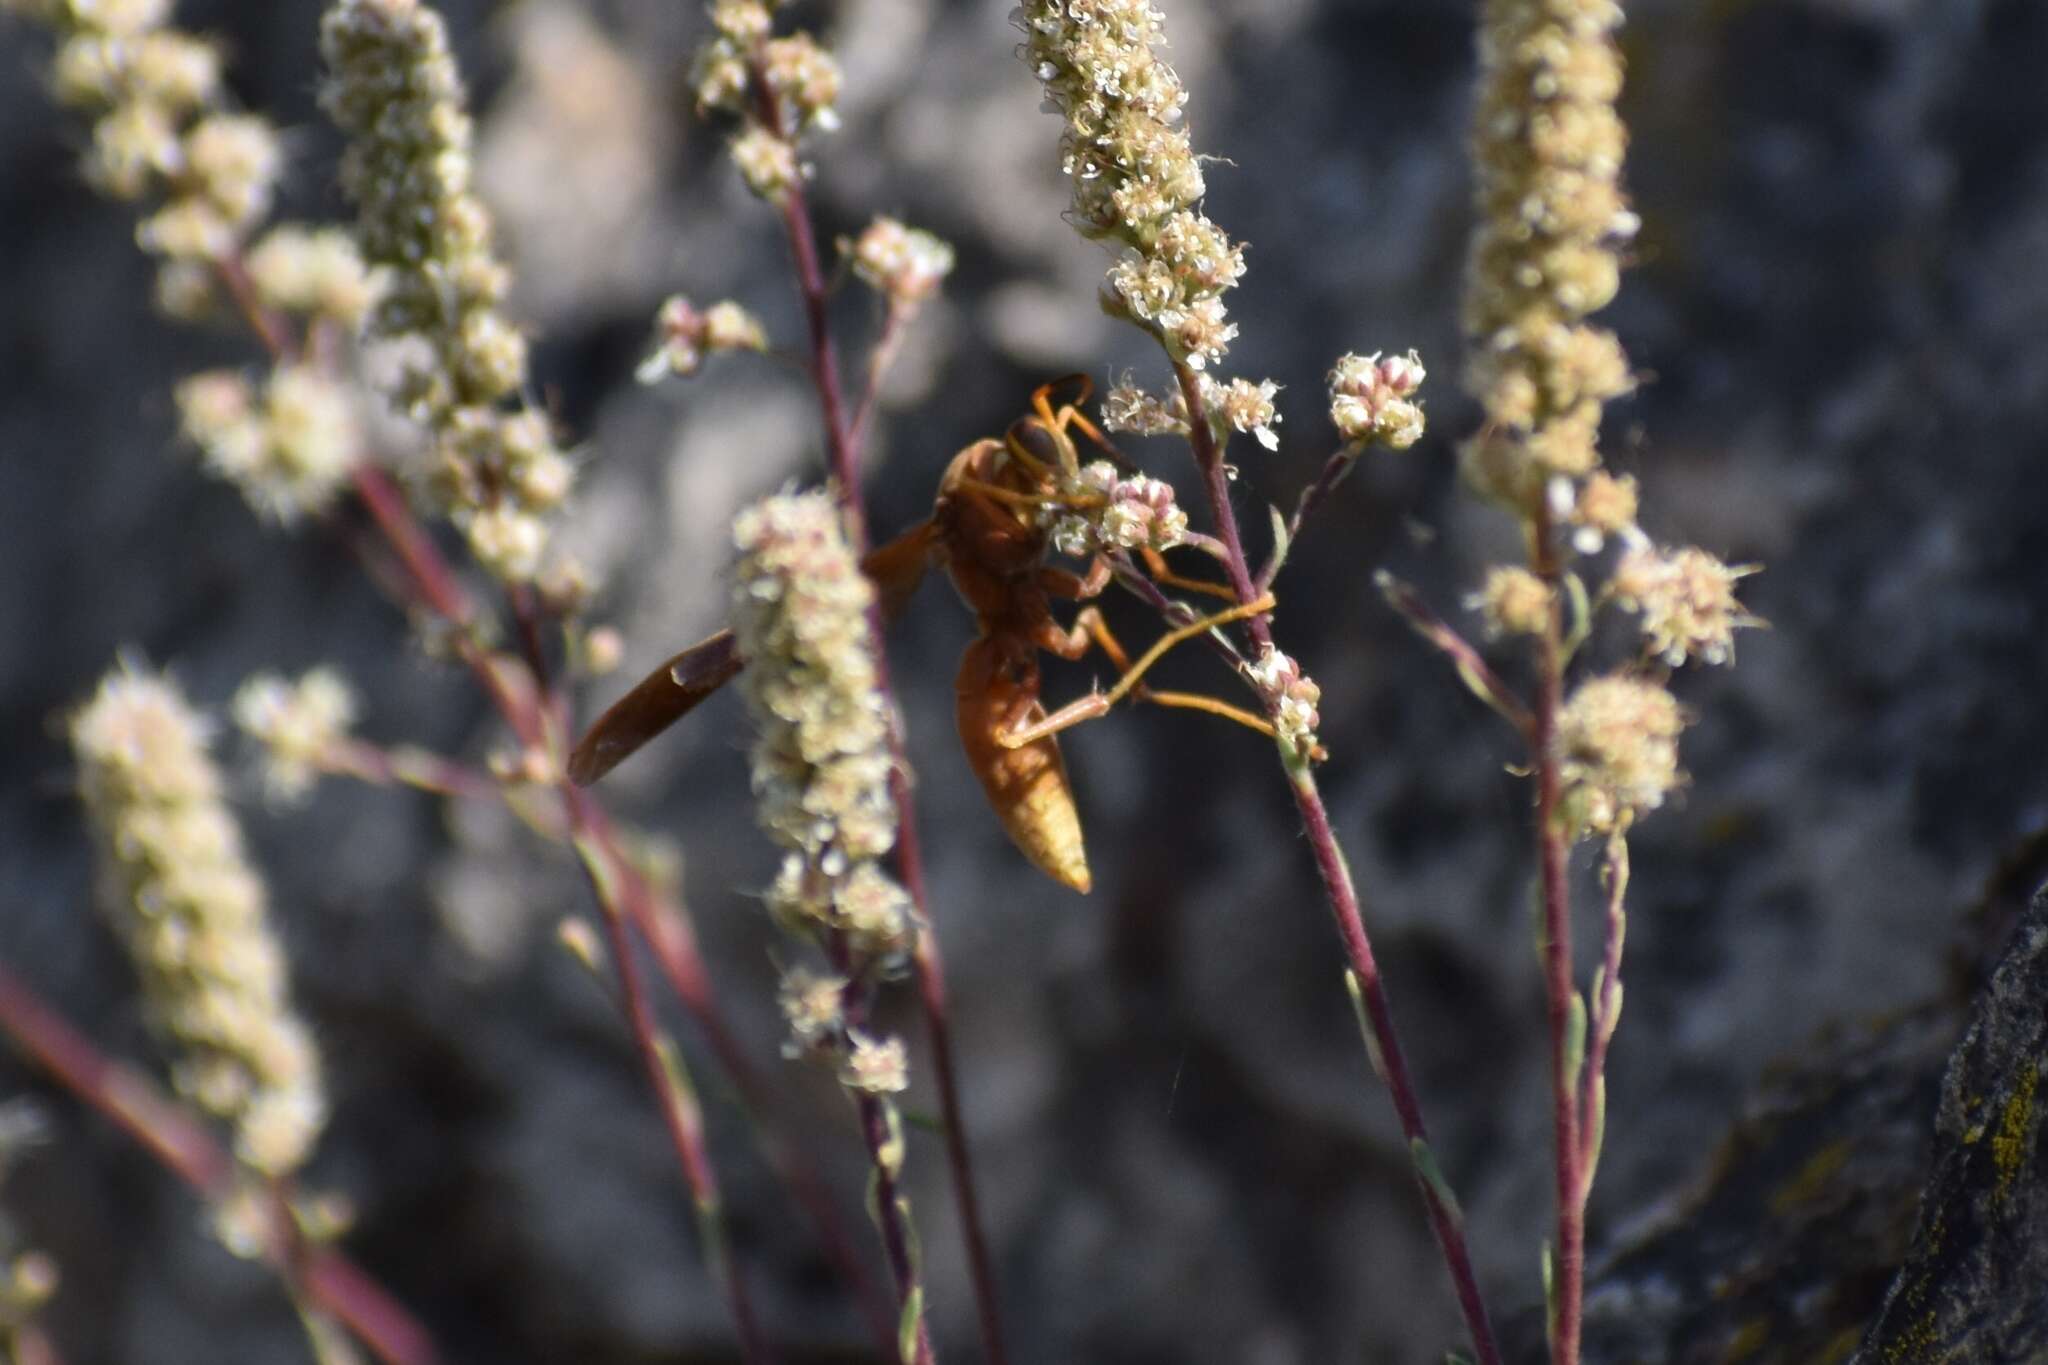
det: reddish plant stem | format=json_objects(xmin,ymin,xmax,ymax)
[
  {"xmin": 213, "ymin": 254, "xmax": 298, "ymax": 363},
  {"xmin": 236, "ymin": 297, "xmax": 851, "ymax": 1350},
  {"xmin": 824, "ymin": 934, "xmax": 936, "ymax": 1365},
  {"xmin": 1528, "ymin": 506, "xmax": 1583, "ymax": 1365},
  {"xmin": 849, "ymin": 301, "xmax": 911, "ymax": 451},
  {"xmin": 325, "ymin": 739, "xmax": 504, "ymax": 803},
  {"xmin": 1173, "ymin": 365, "xmax": 1503, "ymax": 1365},
  {"xmin": 348, "ymin": 466, "xmax": 476, "ymax": 629},
  {"xmin": 0, "ymin": 964, "xmax": 443, "ymax": 1365},
  {"xmin": 760, "ymin": 77, "xmax": 1002, "ymax": 1365},
  {"xmin": 6, "ymin": 1324, "xmax": 63, "ymax": 1365},
  {"xmin": 340, "ymin": 498, "xmax": 894, "ymax": 1351},
  {"xmin": 1256, "ymin": 445, "xmax": 1359, "ymax": 592},
  {"xmin": 574, "ymin": 788, "xmax": 902, "ymax": 1359},
  {"xmin": 564, "ymin": 790, "xmax": 776, "ymax": 1365},
  {"xmin": 1375, "ymin": 573, "xmax": 1533, "ymax": 737}
]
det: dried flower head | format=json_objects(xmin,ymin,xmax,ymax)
[
  {"xmin": 1608, "ymin": 544, "xmax": 1759, "ymax": 667},
  {"xmin": 691, "ymin": 1, "xmax": 840, "ymax": 199},
  {"xmin": 1569, "ymin": 469, "xmax": 1640, "ymax": 552},
  {"xmin": 69, "ymin": 663, "xmax": 327, "ymax": 1176},
  {"xmin": 1557, "ymin": 673, "xmax": 1686, "ymax": 835},
  {"xmin": 1202, "ymin": 374, "xmax": 1282, "ymax": 452},
  {"xmin": 635, "ymin": 295, "xmax": 769, "ymax": 383},
  {"xmin": 1101, "ymin": 379, "xmax": 1190, "ymax": 439},
  {"xmin": 728, "ymin": 122, "xmax": 803, "ymax": 202},
  {"xmin": 231, "ymin": 668, "xmax": 358, "ymax": 803},
  {"xmin": 243, "ymin": 225, "xmax": 377, "ymax": 327},
  {"xmin": 731, "ymin": 490, "xmax": 904, "ymax": 880},
  {"xmin": 321, "ymin": 0, "xmax": 570, "ymax": 581},
  {"xmin": 10, "ymin": 0, "xmax": 279, "ymax": 267}
]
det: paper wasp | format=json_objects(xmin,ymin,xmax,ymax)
[{"xmin": 569, "ymin": 377, "xmax": 1277, "ymax": 893}]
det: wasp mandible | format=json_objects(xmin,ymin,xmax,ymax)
[{"xmin": 569, "ymin": 377, "xmax": 1277, "ymax": 893}]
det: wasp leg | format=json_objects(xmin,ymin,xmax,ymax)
[
  {"xmin": 1030, "ymin": 373, "xmax": 1093, "ymax": 428},
  {"xmin": 950, "ymin": 475, "xmax": 1099, "ymax": 513},
  {"xmin": 1139, "ymin": 545, "xmax": 1239, "ymax": 601},
  {"xmin": 1067, "ymin": 604, "xmax": 1282, "ymax": 741},
  {"xmin": 998, "ymin": 594, "xmax": 1279, "ymax": 748},
  {"xmin": 1037, "ymin": 557, "xmax": 1111, "ymax": 603}
]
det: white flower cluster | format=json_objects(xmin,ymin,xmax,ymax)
[
  {"xmin": 175, "ymin": 366, "xmax": 360, "ymax": 525},
  {"xmin": 1328, "ymin": 350, "xmax": 1427, "ymax": 450},
  {"xmin": 1246, "ymin": 645, "xmax": 1322, "ymax": 756},
  {"xmin": 1047, "ymin": 461, "xmax": 1189, "ymax": 558}
]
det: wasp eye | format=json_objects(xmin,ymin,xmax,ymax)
[{"xmin": 1008, "ymin": 418, "xmax": 1062, "ymax": 471}]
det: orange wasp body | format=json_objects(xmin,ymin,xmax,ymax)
[{"xmin": 570, "ymin": 379, "xmax": 1272, "ymax": 893}]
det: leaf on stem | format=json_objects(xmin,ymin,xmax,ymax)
[
  {"xmin": 1408, "ymin": 1137, "xmax": 1465, "ymax": 1228},
  {"xmin": 1564, "ymin": 989, "xmax": 1588, "ymax": 1100},
  {"xmin": 1343, "ymin": 969, "xmax": 1390, "ymax": 1084},
  {"xmin": 1265, "ymin": 504, "xmax": 1293, "ymax": 583},
  {"xmin": 1541, "ymin": 1241, "xmax": 1558, "ymax": 1345},
  {"xmin": 897, "ymin": 1284, "xmax": 925, "ymax": 1365},
  {"xmin": 1583, "ymin": 1072, "xmax": 1607, "ymax": 1201}
]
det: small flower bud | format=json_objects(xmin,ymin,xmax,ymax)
[
  {"xmin": 1558, "ymin": 674, "xmax": 1686, "ymax": 835},
  {"xmin": 1202, "ymin": 375, "xmax": 1282, "ymax": 452},
  {"xmin": 1329, "ymin": 350, "xmax": 1429, "ymax": 449},
  {"xmin": 1469, "ymin": 566, "xmax": 1552, "ymax": 638},
  {"xmin": 847, "ymin": 217, "xmax": 955, "ymax": 308},
  {"xmin": 839, "ymin": 1031, "xmax": 908, "ymax": 1095},
  {"xmin": 729, "ymin": 124, "xmax": 801, "ymax": 202},
  {"xmin": 777, "ymin": 966, "xmax": 848, "ymax": 1053},
  {"xmin": 231, "ymin": 668, "xmax": 357, "ymax": 803},
  {"xmin": 1246, "ymin": 645, "xmax": 1322, "ymax": 755}
]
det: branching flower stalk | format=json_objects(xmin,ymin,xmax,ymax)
[
  {"xmin": 689, "ymin": 6, "xmax": 1005, "ymax": 1359},
  {"xmin": 1018, "ymin": 2, "xmax": 1501, "ymax": 1359},
  {"xmin": 55, "ymin": 662, "xmax": 439, "ymax": 1365},
  {"xmin": 1, "ymin": 1, "xmax": 893, "ymax": 1352},
  {"xmin": 0, "ymin": 960, "xmax": 441, "ymax": 1365},
  {"xmin": 1458, "ymin": 1, "xmax": 1756, "ymax": 1361}
]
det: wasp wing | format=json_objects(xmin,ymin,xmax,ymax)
[
  {"xmin": 861, "ymin": 518, "xmax": 941, "ymax": 625},
  {"xmin": 568, "ymin": 629, "xmax": 745, "ymax": 785}
]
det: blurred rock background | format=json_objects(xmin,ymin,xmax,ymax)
[{"xmin": 4, "ymin": 0, "xmax": 2048, "ymax": 1361}]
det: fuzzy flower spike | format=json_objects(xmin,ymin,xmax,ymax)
[
  {"xmin": 1462, "ymin": 0, "xmax": 1638, "ymax": 513},
  {"xmin": 1021, "ymin": 0, "xmax": 1244, "ymax": 374},
  {"xmin": 320, "ymin": 0, "xmax": 574, "ymax": 582},
  {"xmin": 69, "ymin": 663, "xmax": 327, "ymax": 1180}
]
